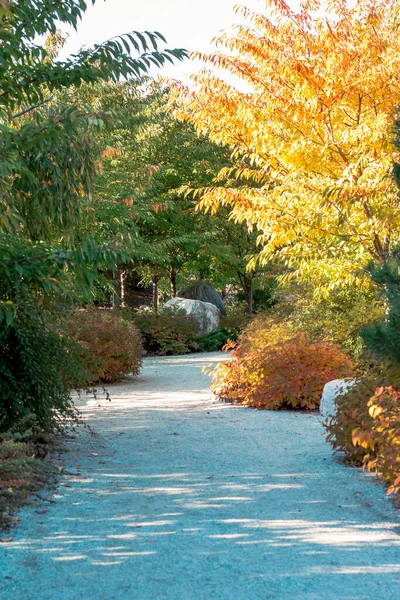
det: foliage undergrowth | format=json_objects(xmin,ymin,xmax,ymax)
[
  {"xmin": 68, "ymin": 309, "xmax": 143, "ymax": 382},
  {"xmin": 325, "ymin": 364, "xmax": 400, "ymax": 496},
  {"xmin": 195, "ymin": 328, "xmax": 237, "ymax": 352},
  {"xmin": 194, "ymin": 314, "xmax": 249, "ymax": 352},
  {"xmin": 283, "ymin": 284, "xmax": 384, "ymax": 357},
  {"xmin": 220, "ymin": 313, "xmax": 251, "ymax": 332},
  {"xmin": 212, "ymin": 317, "xmax": 353, "ymax": 410},
  {"xmin": 130, "ymin": 308, "xmax": 250, "ymax": 355},
  {"xmin": 0, "ymin": 304, "xmax": 90, "ymax": 432},
  {"xmin": 0, "ymin": 427, "xmax": 59, "ymax": 531},
  {"xmin": 326, "ymin": 255, "xmax": 400, "ymax": 497},
  {"xmin": 131, "ymin": 307, "xmax": 199, "ymax": 355}
]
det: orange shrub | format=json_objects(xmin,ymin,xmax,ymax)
[
  {"xmin": 326, "ymin": 377, "xmax": 400, "ymax": 496},
  {"xmin": 67, "ymin": 309, "xmax": 142, "ymax": 383},
  {"xmin": 212, "ymin": 318, "xmax": 353, "ymax": 410}
]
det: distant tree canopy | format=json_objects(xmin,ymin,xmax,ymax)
[{"xmin": 89, "ymin": 78, "xmax": 271, "ymax": 313}]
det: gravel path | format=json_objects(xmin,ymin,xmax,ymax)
[{"xmin": 1, "ymin": 352, "xmax": 400, "ymax": 600}]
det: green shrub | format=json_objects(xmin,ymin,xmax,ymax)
[
  {"xmin": 237, "ymin": 282, "xmax": 279, "ymax": 312},
  {"xmin": 194, "ymin": 313, "xmax": 250, "ymax": 352},
  {"xmin": 0, "ymin": 304, "xmax": 89, "ymax": 432},
  {"xmin": 68, "ymin": 309, "xmax": 143, "ymax": 382},
  {"xmin": 132, "ymin": 307, "xmax": 198, "ymax": 355},
  {"xmin": 212, "ymin": 317, "xmax": 353, "ymax": 410},
  {"xmin": 195, "ymin": 328, "xmax": 238, "ymax": 352}
]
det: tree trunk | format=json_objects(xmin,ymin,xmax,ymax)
[
  {"xmin": 119, "ymin": 270, "xmax": 127, "ymax": 308},
  {"xmin": 111, "ymin": 270, "xmax": 118, "ymax": 310},
  {"xmin": 244, "ymin": 277, "xmax": 253, "ymax": 315},
  {"xmin": 152, "ymin": 275, "xmax": 160, "ymax": 315},
  {"xmin": 170, "ymin": 266, "xmax": 177, "ymax": 298}
]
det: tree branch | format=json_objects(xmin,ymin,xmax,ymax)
[{"xmin": 12, "ymin": 96, "xmax": 54, "ymax": 119}]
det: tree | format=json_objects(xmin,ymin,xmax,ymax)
[
  {"xmin": 88, "ymin": 78, "xmax": 275, "ymax": 314},
  {"xmin": 361, "ymin": 253, "xmax": 400, "ymax": 362},
  {"xmin": 0, "ymin": 0, "xmax": 185, "ymax": 318},
  {"xmin": 92, "ymin": 79, "xmax": 233, "ymax": 312},
  {"xmin": 0, "ymin": 0, "xmax": 186, "ymax": 427},
  {"xmin": 361, "ymin": 114, "xmax": 400, "ymax": 363},
  {"xmin": 212, "ymin": 214, "xmax": 265, "ymax": 315},
  {"xmin": 0, "ymin": 1, "xmax": 186, "ymax": 321},
  {"xmin": 176, "ymin": 0, "xmax": 400, "ymax": 294},
  {"xmin": 186, "ymin": 209, "xmax": 270, "ymax": 314}
]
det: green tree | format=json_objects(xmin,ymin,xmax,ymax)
[
  {"xmin": 0, "ymin": 0, "xmax": 186, "ymax": 428},
  {"xmin": 361, "ymin": 254, "xmax": 400, "ymax": 363},
  {"xmin": 92, "ymin": 79, "xmax": 230, "ymax": 312}
]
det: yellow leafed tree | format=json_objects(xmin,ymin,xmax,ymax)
[{"xmin": 175, "ymin": 0, "xmax": 400, "ymax": 291}]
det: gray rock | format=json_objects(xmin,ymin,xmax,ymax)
[
  {"xmin": 320, "ymin": 378, "xmax": 356, "ymax": 418},
  {"xmin": 177, "ymin": 281, "xmax": 226, "ymax": 316},
  {"xmin": 164, "ymin": 297, "xmax": 220, "ymax": 335}
]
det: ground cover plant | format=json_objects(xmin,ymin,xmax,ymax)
[
  {"xmin": 130, "ymin": 307, "xmax": 250, "ymax": 355},
  {"xmin": 194, "ymin": 314, "xmax": 250, "ymax": 352},
  {"xmin": 212, "ymin": 317, "xmax": 353, "ymax": 410},
  {"xmin": 195, "ymin": 328, "xmax": 237, "ymax": 352},
  {"xmin": 0, "ymin": 429, "xmax": 59, "ymax": 531}
]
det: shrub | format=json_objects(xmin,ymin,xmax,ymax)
[
  {"xmin": 291, "ymin": 284, "xmax": 384, "ymax": 357},
  {"xmin": 363, "ymin": 386, "xmax": 400, "ymax": 495},
  {"xmin": 0, "ymin": 304, "xmax": 88, "ymax": 432},
  {"xmin": 132, "ymin": 307, "xmax": 198, "ymax": 355},
  {"xmin": 68, "ymin": 309, "xmax": 142, "ymax": 383},
  {"xmin": 195, "ymin": 329, "xmax": 236, "ymax": 352},
  {"xmin": 194, "ymin": 314, "xmax": 250, "ymax": 352},
  {"xmin": 211, "ymin": 317, "xmax": 353, "ymax": 410},
  {"xmin": 325, "ymin": 368, "xmax": 400, "ymax": 496}
]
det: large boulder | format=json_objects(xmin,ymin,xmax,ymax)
[
  {"xmin": 177, "ymin": 281, "xmax": 226, "ymax": 316},
  {"xmin": 164, "ymin": 297, "xmax": 220, "ymax": 335},
  {"xmin": 320, "ymin": 379, "xmax": 356, "ymax": 418}
]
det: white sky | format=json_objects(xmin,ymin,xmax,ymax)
[{"xmin": 60, "ymin": 0, "xmax": 273, "ymax": 80}]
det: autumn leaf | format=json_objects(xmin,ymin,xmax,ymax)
[{"xmin": 369, "ymin": 404, "xmax": 383, "ymax": 419}]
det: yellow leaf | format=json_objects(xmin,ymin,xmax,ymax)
[{"xmin": 369, "ymin": 404, "xmax": 383, "ymax": 419}]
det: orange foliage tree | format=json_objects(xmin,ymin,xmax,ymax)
[{"xmin": 176, "ymin": 0, "xmax": 400, "ymax": 292}]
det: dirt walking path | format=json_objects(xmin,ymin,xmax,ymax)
[{"xmin": 1, "ymin": 352, "xmax": 400, "ymax": 599}]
